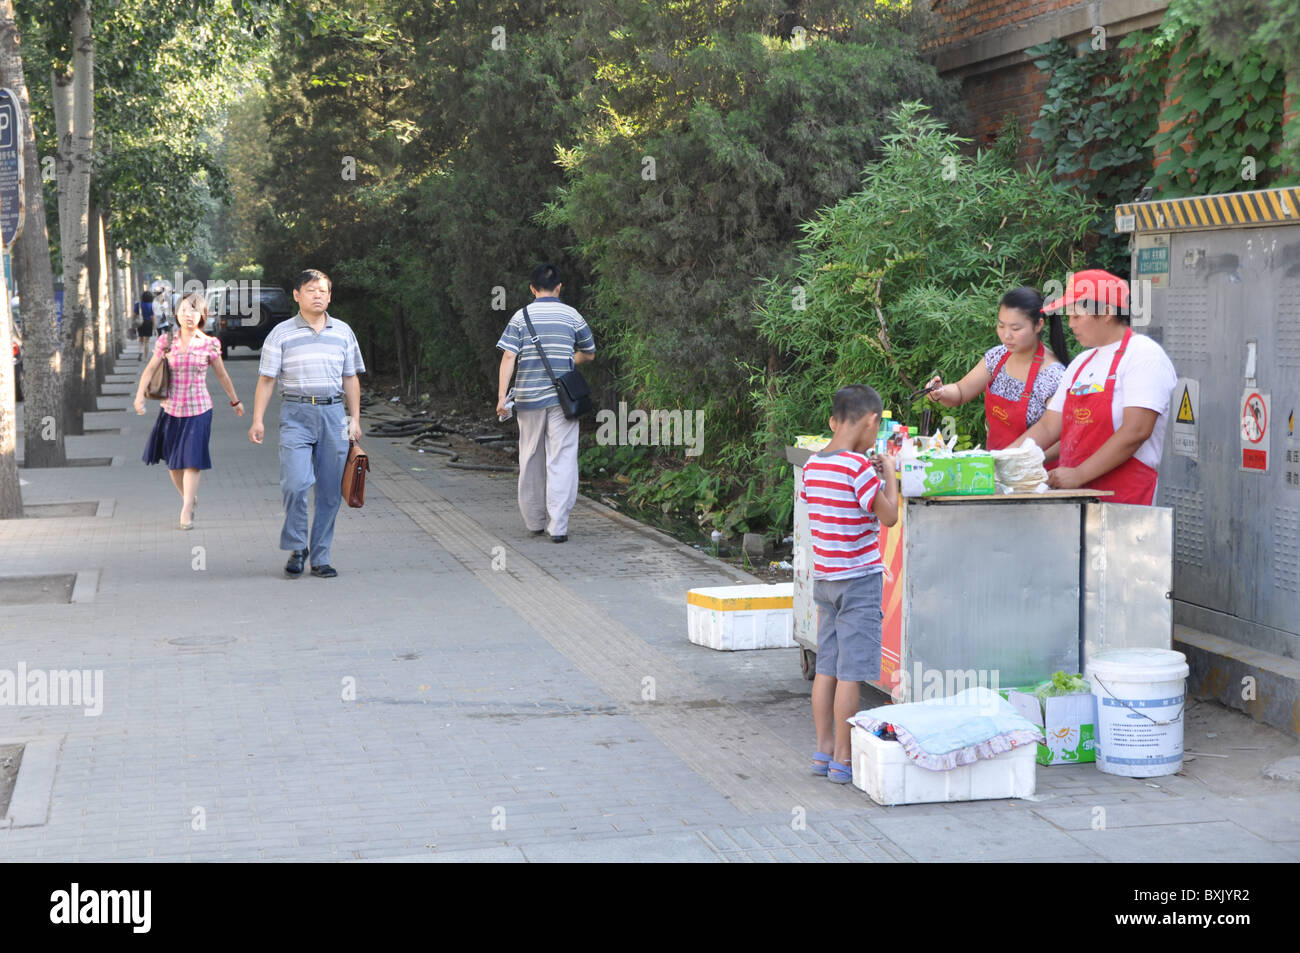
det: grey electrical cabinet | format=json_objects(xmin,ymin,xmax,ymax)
[{"xmin": 1115, "ymin": 186, "xmax": 1300, "ymax": 660}]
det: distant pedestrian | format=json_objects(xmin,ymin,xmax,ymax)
[
  {"xmin": 248, "ymin": 269, "xmax": 364, "ymax": 579},
  {"xmin": 495, "ymin": 263, "xmax": 596, "ymax": 543},
  {"xmin": 132, "ymin": 290, "xmax": 155, "ymax": 360},
  {"xmin": 151, "ymin": 282, "xmax": 173, "ymax": 333},
  {"xmin": 134, "ymin": 292, "xmax": 244, "ymax": 530}
]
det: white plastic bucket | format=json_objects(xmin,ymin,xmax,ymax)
[{"xmin": 1086, "ymin": 648, "xmax": 1189, "ymax": 778}]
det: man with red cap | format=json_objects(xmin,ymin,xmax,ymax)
[{"xmin": 1014, "ymin": 269, "xmax": 1177, "ymax": 505}]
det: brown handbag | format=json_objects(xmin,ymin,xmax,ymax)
[
  {"xmin": 144, "ymin": 331, "xmax": 172, "ymax": 399},
  {"xmin": 342, "ymin": 440, "xmax": 369, "ymax": 508}
]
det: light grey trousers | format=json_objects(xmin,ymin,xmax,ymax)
[{"xmin": 515, "ymin": 404, "xmax": 580, "ymax": 536}]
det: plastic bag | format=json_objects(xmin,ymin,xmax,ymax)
[{"xmin": 990, "ymin": 438, "xmax": 1048, "ymax": 492}]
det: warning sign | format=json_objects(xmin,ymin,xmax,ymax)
[
  {"xmin": 1172, "ymin": 378, "xmax": 1199, "ymax": 458},
  {"xmin": 1240, "ymin": 390, "xmax": 1270, "ymax": 472}
]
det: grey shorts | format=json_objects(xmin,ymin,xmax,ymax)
[{"xmin": 813, "ymin": 571, "xmax": 884, "ymax": 682}]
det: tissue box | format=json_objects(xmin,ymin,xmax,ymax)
[
  {"xmin": 900, "ymin": 452, "xmax": 996, "ymax": 497},
  {"xmin": 686, "ymin": 584, "xmax": 795, "ymax": 650},
  {"xmin": 999, "ymin": 687, "xmax": 1097, "ymax": 765},
  {"xmin": 850, "ymin": 725, "xmax": 1037, "ymax": 805},
  {"xmin": 793, "ymin": 434, "xmax": 830, "ymax": 450}
]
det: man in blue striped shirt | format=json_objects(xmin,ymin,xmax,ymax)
[
  {"xmin": 250, "ymin": 269, "xmax": 365, "ymax": 578},
  {"xmin": 495, "ymin": 264, "xmax": 596, "ymax": 543}
]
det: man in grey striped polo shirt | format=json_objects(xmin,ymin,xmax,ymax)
[
  {"xmin": 496, "ymin": 263, "xmax": 595, "ymax": 542},
  {"xmin": 249, "ymin": 269, "xmax": 365, "ymax": 578}
]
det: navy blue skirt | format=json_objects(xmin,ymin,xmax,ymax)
[{"xmin": 142, "ymin": 408, "xmax": 213, "ymax": 470}]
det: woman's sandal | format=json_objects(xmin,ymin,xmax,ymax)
[
  {"xmin": 827, "ymin": 759, "xmax": 853, "ymax": 784},
  {"xmin": 811, "ymin": 752, "xmax": 832, "ymax": 776}
]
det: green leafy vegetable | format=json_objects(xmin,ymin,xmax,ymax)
[{"xmin": 1034, "ymin": 671, "xmax": 1090, "ymax": 699}]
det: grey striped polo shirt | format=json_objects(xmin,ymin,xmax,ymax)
[
  {"xmin": 259, "ymin": 313, "xmax": 365, "ymax": 397},
  {"xmin": 496, "ymin": 298, "xmax": 596, "ymax": 410}
]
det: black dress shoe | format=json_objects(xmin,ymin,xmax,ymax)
[
  {"xmin": 551, "ymin": 534, "xmax": 567, "ymax": 543},
  {"xmin": 285, "ymin": 549, "xmax": 307, "ymax": 577},
  {"xmin": 311, "ymin": 564, "xmax": 338, "ymax": 578},
  {"xmin": 530, "ymin": 529, "xmax": 546, "ymax": 536}
]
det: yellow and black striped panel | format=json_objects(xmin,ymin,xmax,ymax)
[{"xmin": 1115, "ymin": 187, "xmax": 1300, "ymax": 233}]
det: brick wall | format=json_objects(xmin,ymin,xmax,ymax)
[
  {"xmin": 956, "ymin": 59, "xmax": 1053, "ymax": 163},
  {"xmin": 934, "ymin": 0, "xmax": 1091, "ymax": 49},
  {"xmin": 932, "ymin": 0, "xmax": 1168, "ymax": 166}
]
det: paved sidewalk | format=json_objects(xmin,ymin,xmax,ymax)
[{"xmin": 1, "ymin": 353, "xmax": 1298, "ymax": 862}]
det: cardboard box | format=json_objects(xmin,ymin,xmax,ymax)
[
  {"xmin": 900, "ymin": 452, "xmax": 996, "ymax": 497},
  {"xmin": 850, "ymin": 725, "xmax": 1037, "ymax": 805},
  {"xmin": 1000, "ymin": 687, "xmax": 1097, "ymax": 765}
]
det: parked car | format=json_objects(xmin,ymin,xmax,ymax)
[{"xmin": 205, "ymin": 284, "xmax": 294, "ymax": 358}]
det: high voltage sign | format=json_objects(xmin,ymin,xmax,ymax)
[{"xmin": 1172, "ymin": 379, "xmax": 1199, "ymax": 458}]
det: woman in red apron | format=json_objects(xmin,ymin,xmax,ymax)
[
  {"xmin": 925, "ymin": 287, "xmax": 1069, "ymax": 460},
  {"xmin": 1014, "ymin": 269, "xmax": 1176, "ymax": 505}
]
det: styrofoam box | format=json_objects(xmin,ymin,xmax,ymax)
[
  {"xmin": 850, "ymin": 725, "xmax": 1037, "ymax": 806},
  {"xmin": 686, "ymin": 584, "xmax": 795, "ymax": 650}
]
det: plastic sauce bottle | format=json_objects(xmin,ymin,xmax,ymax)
[{"xmin": 898, "ymin": 436, "xmax": 919, "ymax": 469}]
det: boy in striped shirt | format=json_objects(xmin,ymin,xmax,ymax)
[{"xmin": 799, "ymin": 384, "xmax": 899, "ymax": 783}]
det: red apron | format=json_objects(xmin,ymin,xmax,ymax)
[
  {"xmin": 985, "ymin": 344, "xmax": 1056, "ymax": 468},
  {"xmin": 1059, "ymin": 328, "xmax": 1158, "ymax": 505}
]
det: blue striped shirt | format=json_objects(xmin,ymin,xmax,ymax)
[
  {"xmin": 259, "ymin": 313, "xmax": 365, "ymax": 397},
  {"xmin": 495, "ymin": 298, "xmax": 595, "ymax": 410}
]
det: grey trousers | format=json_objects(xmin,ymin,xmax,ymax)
[
  {"xmin": 278, "ymin": 401, "xmax": 349, "ymax": 566},
  {"xmin": 515, "ymin": 404, "xmax": 580, "ymax": 536}
]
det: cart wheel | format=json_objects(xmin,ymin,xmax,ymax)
[{"xmin": 800, "ymin": 648, "xmax": 816, "ymax": 681}]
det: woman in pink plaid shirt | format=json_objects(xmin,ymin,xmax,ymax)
[{"xmin": 134, "ymin": 292, "xmax": 244, "ymax": 529}]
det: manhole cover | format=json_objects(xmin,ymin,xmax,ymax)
[
  {"xmin": 23, "ymin": 502, "xmax": 98, "ymax": 518},
  {"xmin": 0, "ymin": 574, "xmax": 76, "ymax": 605},
  {"xmin": 167, "ymin": 635, "xmax": 237, "ymax": 647}
]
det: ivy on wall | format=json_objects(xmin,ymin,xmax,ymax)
[{"xmin": 1027, "ymin": 0, "xmax": 1296, "ymax": 272}]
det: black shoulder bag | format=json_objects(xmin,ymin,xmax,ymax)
[{"xmin": 521, "ymin": 306, "xmax": 593, "ymax": 419}]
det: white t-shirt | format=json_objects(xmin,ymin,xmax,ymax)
[{"xmin": 1048, "ymin": 331, "xmax": 1178, "ymax": 470}]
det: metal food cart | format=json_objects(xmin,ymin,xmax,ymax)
[{"xmin": 786, "ymin": 446, "xmax": 1175, "ymax": 695}]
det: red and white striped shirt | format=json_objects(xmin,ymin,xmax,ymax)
[{"xmin": 800, "ymin": 450, "xmax": 883, "ymax": 580}]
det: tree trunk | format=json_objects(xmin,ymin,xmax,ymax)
[
  {"xmin": 0, "ymin": 265, "xmax": 19, "ymax": 517},
  {"xmin": 54, "ymin": 0, "xmax": 95, "ymax": 435},
  {"xmin": 122, "ymin": 250, "xmax": 134, "ymax": 330},
  {"xmin": 52, "ymin": 67, "xmax": 81, "ymax": 435},
  {"xmin": 393, "ymin": 300, "xmax": 409, "ymax": 393},
  {"xmin": 107, "ymin": 233, "xmax": 125, "ymax": 358},
  {"xmin": 0, "ymin": 0, "xmax": 64, "ymax": 469},
  {"xmin": 90, "ymin": 198, "xmax": 111, "ymax": 378}
]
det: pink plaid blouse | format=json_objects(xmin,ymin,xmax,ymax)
[{"xmin": 155, "ymin": 332, "xmax": 221, "ymax": 418}]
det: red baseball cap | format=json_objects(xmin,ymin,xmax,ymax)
[{"xmin": 1044, "ymin": 269, "xmax": 1129, "ymax": 312}]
